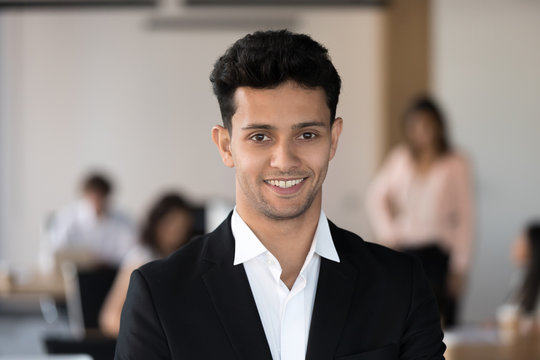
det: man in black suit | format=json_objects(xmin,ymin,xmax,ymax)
[{"xmin": 115, "ymin": 30, "xmax": 446, "ymax": 360}]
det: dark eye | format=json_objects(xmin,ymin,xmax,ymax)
[
  {"xmin": 298, "ymin": 132, "xmax": 316, "ymax": 140},
  {"xmin": 250, "ymin": 134, "xmax": 270, "ymax": 142}
]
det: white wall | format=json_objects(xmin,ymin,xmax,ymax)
[
  {"xmin": 433, "ymin": 0, "xmax": 540, "ymax": 323},
  {"xmin": 0, "ymin": 6, "xmax": 386, "ymax": 266}
]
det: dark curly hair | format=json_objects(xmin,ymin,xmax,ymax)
[
  {"xmin": 210, "ymin": 29, "xmax": 342, "ymax": 131},
  {"xmin": 140, "ymin": 192, "xmax": 195, "ymax": 253}
]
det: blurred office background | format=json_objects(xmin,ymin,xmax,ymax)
[{"xmin": 1, "ymin": 0, "xmax": 540, "ymax": 358}]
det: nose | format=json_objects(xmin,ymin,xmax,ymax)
[{"xmin": 270, "ymin": 139, "xmax": 301, "ymax": 172}]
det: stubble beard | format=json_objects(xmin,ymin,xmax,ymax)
[
  {"xmin": 238, "ymin": 171, "xmax": 324, "ymax": 222},
  {"xmin": 256, "ymin": 186, "xmax": 320, "ymax": 221}
]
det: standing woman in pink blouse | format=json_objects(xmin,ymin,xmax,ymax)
[{"xmin": 366, "ymin": 96, "xmax": 474, "ymax": 328}]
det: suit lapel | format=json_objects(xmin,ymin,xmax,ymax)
[
  {"xmin": 202, "ymin": 215, "xmax": 273, "ymax": 360},
  {"xmin": 305, "ymin": 223, "xmax": 359, "ymax": 360}
]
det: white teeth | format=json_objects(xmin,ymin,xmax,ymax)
[{"xmin": 266, "ymin": 178, "xmax": 304, "ymax": 189}]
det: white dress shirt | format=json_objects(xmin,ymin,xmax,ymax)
[
  {"xmin": 48, "ymin": 199, "xmax": 136, "ymax": 266},
  {"xmin": 231, "ymin": 208, "xmax": 340, "ymax": 360}
]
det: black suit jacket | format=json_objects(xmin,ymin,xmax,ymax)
[{"xmin": 115, "ymin": 214, "xmax": 445, "ymax": 359}]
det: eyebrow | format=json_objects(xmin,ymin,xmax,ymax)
[
  {"xmin": 292, "ymin": 121, "xmax": 327, "ymax": 130},
  {"xmin": 241, "ymin": 124, "xmax": 277, "ymax": 131},
  {"xmin": 241, "ymin": 121, "xmax": 327, "ymax": 131}
]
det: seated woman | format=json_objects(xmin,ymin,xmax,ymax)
[{"xmin": 99, "ymin": 192, "xmax": 196, "ymax": 337}]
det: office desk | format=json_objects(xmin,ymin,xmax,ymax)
[
  {"xmin": 0, "ymin": 270, "xmax": 65, "ymax": 301},
  {"xmin": 445, "ymin": 326, "xmax": 540, "ymax": 360}
]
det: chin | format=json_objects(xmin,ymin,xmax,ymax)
[{"xmin": 259, "ymin": 201, "xmax": 312, "ymax": 221}]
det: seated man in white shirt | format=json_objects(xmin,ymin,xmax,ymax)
[
  {"xmin": 115, "ymin": 30, "xmax": 446, "ymax": 360},
  {"xmin": 48, "ymin": 172, "xmax": 135, "ymax": 268}
]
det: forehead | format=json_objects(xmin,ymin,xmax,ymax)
[
  {"xmin": 84, "ymin": 188, "xmax": 107, "ymax": 197},
  {"xmin": 409, "ymin": 110, "xmax": 435, "ymax": 125},
  {"xmin": 232, "ymin": 81, "xmax": 330, "ymax": 128}
]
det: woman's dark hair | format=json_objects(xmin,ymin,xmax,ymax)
[
  {"xmin": 402, "ymin": 96, "xmax": 452, "ymax": 159},
  {"xmin": 517, "ymin": 222, "xmax": 540, "ymax": 314},
  {"xmin": 140, "ymin": 192, "xmax": 195, "ymax": 253},
  {"xmin": 210, "ymin": 29, "xmax": 341, "ymax": 131}
]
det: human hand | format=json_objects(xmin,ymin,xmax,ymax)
[{"xmin": 447, "ymin": 272, "xmax": 465, "ymax": 297}]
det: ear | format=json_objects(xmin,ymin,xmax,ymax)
[
  {"xmin": 329, "ymin": 117, "xmax": 343, "ymax": 161},
  {"xmin": 212, "ymin": 125, "xmax": 235, "ymax": 168}
]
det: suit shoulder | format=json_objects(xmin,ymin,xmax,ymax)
[
  {"xmin": 362, "ymin": 240, "xmax": 416, "ymax": 269},
  {"xmin": 137, "ymin": 233, "xmax": 210, "ymax": 284},
  {"xmin": 136, "ymin": 214, "xmax": 233, "ymax": 289},
  {"xmin": 331, "ymin": 224, "xmax": 416, "ymax": 273}
]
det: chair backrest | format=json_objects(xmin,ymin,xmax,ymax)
[
  {"xmin": 44, "ymin": 336, "xmax": 117, "ymax": 360},
  {"xmin": 77, "ymin": 266, "xmax": 117, "ymax": 330},
  {"xmin": 62, "ymin": 263, "xmax": 117, "ymax": 337}
]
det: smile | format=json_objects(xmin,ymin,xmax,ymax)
[{"xmin": 264, "ymin": 178, "xmax": 305, "ymax": 189}]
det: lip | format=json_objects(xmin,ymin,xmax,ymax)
[{"xmin": 264, "ymin": 178, "xmax": 306, "ymax": 196}]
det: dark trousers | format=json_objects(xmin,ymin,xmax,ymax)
[{"xmin": 401, "ymin": 243, "xmax": 458, "ymax": 328}]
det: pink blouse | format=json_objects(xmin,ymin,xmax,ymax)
[{"xmin": 366, "ymin": 146, "xmax": 474, "ymax": 275}]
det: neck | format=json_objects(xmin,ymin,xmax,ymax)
[
  {"xmin": 414, "ymin": 146, "xmax": 438, "ymax": 168},
  {"xmin": 236, "ymin": 195, "xmax": 322, "ymax": 289}
]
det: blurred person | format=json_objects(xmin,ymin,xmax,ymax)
[
  {"xmin": 502, "ymin": 221, "xmax": 540, "ymax": 335},
  {"xmin": 48, "ymin": 172, "xmax": 135, "ymax": 268},
  {"xmin": 99, "ymin": 192, "xmax": 195, "ymax": 337},
  {"xmin": 366, "ymin": 96, "xmax": 474, "ymax": 328},
  {"xmin": 115, "ymin": 30, "xmax": 445, "ymax": 359}
]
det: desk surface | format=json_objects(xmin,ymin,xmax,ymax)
[
  {"xmin": 0, "ymin": 271, "xmax": 65, "ymax": 300},
  {"xmin": 445, "ymin": 326, "xmax": 540, "ymax": 360}
]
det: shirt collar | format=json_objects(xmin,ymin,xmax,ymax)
[{"xmin": 232, "ymin": 207, "xmax": 340, "ymax": 266}]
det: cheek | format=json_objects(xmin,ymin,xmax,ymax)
[
  {"xmin": 417, "ymin": 122, "xmax": 436, "ymax": 143},
  {"xmin": 409, "ymin": 128, "xmax": 427, "ymax": 145},
  {"xmin": 304, "ymin": 146, "xmax": 330, "ymax": 175},
  {"xmin": 160, "ymin": 223, "xmax": 187, "ymax": 247},
  {"xmin": 156, "ymin": 226, "xmax": 171, "ymax": 245},
  {"xmin": 233, "ymin": 144, "xmax": 269, "ymax": 176}
]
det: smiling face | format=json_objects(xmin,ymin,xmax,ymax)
[{"xmin": 213, "ymin": 81, "xmax": 342, "ymax": 221}]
